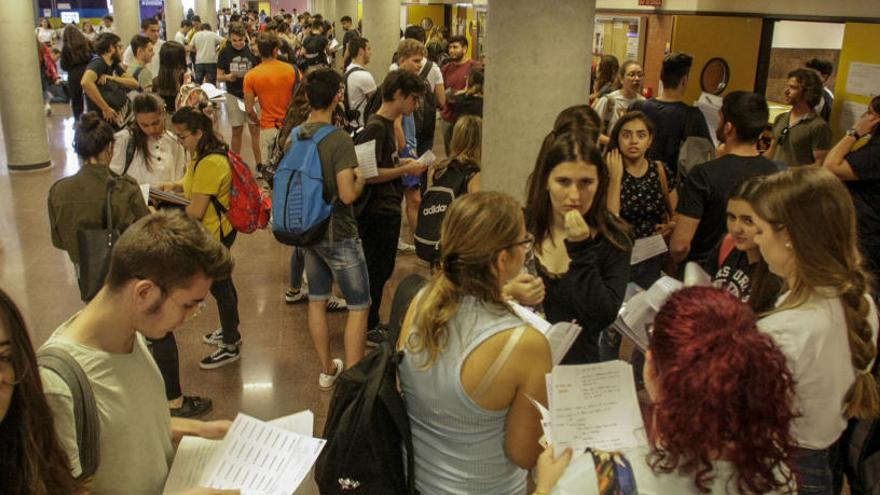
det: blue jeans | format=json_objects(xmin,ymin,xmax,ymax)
[
  {"xmin": 194, "ymin": 63, "xmax": 217, "ymax": 84},
  {"xmin": 792, "ymin": 447, "xmax": 833, "ymax": 494},
  {"xmin": 302, "ymin": 237, "xmax": 370, "ymax": 310}
]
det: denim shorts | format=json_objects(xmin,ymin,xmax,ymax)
[{"xmin": 302, "ymin": 237, "xmax": 371, "ymax": 310}]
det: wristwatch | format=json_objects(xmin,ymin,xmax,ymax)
[{"xmin": 846, "ymin": 128, "xmax": 862, "ymax": 139}]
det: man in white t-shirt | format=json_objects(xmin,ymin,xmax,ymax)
[
  {"xmin": 95, "ymin": 14, "xmax": 115, "ymax": 34},
  {"xmin": 174, "ymin": 19, "xmax": 193, "ymax": 45},
  {"xmin": 191, "ymin": 23, "xmax": 223, "ymax": 84},
  {"xmin": 40, "ymin": 211, "xmax": 237, "ymax": 494},
  {"xmin": 343, "ymin": 37, "xmax": 376, "ymax": 130},
  {"xmin": 123, "ymin": 17, "xmax": 164, "ymax": 77}
]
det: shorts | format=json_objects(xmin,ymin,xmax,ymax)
[
  {"xmin": 259, "ymin": 127, "xmax": 279, "ymax": 165},
  {"xmin": 225, "ymin": 94, "xmax": 257, "ymax": 127},
  {"xmin": 302, "ymin": 237, "xmax": 371, "ymax": 310}
]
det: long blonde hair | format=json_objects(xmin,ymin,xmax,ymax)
[
  {"xmin": 433, "ymin": 115, "xmax": 481, "ymax": 177},
  {"xmin": 407, "ymin": 192, "xmax": 522, "ymax": 368},
  {"xmin": 748, "ymin": 167, "xmax": 879, "ymax": 419}
]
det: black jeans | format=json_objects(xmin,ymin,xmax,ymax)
[
  {"xmin": 212, "ymin": 231, "xmax": 241, "ymax": 345},
  {"xmin": 67, "ymin": 65, "xmax": 87, "ymax": 121},
  {"xmin": 358, "ymin": 211, "xmax": 401, "ymax": 330},
  {"xmin": 147, "ymin": 332, "xmax": 181, "ymax": 400}
]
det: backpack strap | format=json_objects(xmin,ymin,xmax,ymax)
[
  {"xmin": 472, "ymin": 325, "xmax": 528, "ymax": 400},
  {"xmin": 343, "ymin": 66, "xmax": 366, "ymax": 113},
  {"xmin": 133, "ymin": 66, "xmax": 144, "ymax": 88},
  {"xmin": 654, "ymin": 161, "xmax": 674, "ymax": 221},
  {"xmin": 123, "ymin": 130, "xmax": 136, "ymax": 176},
  {"xmin": 37, "ymin": 346, "xmax": 101, "ymax": 479},
  {"xmin": 419, "ymin": 60, "xmax": 433, "ymax": 80},
  {"xmin": 718, "ymin": 233, "xmax": 736, "ymax": 267},
  {"xmin": 193, "ymin": 150, "xmax": 234, "ymax": 237}
]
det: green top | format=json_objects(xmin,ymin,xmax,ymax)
[{"xmin": 772, "ymin": 110, "xmax": 832, "ymax": 167}]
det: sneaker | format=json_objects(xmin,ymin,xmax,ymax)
[
  {"xmin": 318, "ymin": 358, "xmax": 344, "ymax": 389},
  {"xmin": 202, "ymin": 327, "xmax": 223, "ymax": 345},
  {"xmin": 285, "ymin": 288, "xmax": 308, "ymax": 304},
  {"xmin": 327, "ymin": 296, "xmax": 347, "ymax": 312},
  {"xmin": 397, "ymin": 239, "xmax": 416, "ymax": 254},
  {"xmin": 366, "ymin": 324, "xmax": 391, "ymax": 348},
  {"xmin": 44, "ymin": 103, "xmax": 52, "ymax": 116},
  {"xmin": 200, "ymin": 344, "xmax": 241, "ymax": 370},
  {"xmin": 169, "ymin": 395, "xmax": 213, "ymax": 418}
]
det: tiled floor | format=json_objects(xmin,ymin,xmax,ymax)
[{"xmin": 0, "ymin": 101, "xmax": 430, "ymax": 493}]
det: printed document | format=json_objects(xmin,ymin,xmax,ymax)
[{"xmin": 354, "ymin": 140, "xmax": 379, "ymax": 179}]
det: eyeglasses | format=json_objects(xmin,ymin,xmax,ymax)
[
  {"xmin": 502, "ymin": 234, "xmax": 535, "ymax": 252},
  {"xmin": 0, "ymin": 352, "xmax": 25, "ymax": 386}
]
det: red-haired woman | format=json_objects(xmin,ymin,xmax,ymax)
[{"xmin": 535, "ymin": 287, "xmax": 798, "ymax": 494}]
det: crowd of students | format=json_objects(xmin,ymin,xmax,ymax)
[{"xmin": 6, "ymin": 6, "xmax": 880, "ymax": 495}]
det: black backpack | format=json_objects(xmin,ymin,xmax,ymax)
[
  {"xmin": 414, "ymin": 161, "xmax": 479, "ymax": 263},
  {"xmin": 314, "ymin": 340, "xmax": 416, "ymax": 494},
  {"xmin": 343, "ymin": 66, "xmax": 369, "ymax": 134},
  {"xmin": 413, "ymin": 61, "xmax": 437, "ymax": 145}
]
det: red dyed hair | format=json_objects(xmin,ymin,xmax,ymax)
[{"xmin": 648, "ymin": 286, "xmax": 797, "ymax": 493}]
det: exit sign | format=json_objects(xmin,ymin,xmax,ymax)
[{"xmin": 639, "ymin": 0, "xmax": 663, "ymax": 5}]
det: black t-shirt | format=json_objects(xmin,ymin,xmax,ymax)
[
  {"xmin": 704, "ymin": 243, "xmax": 754, "ymax": 303},
  {"xmin": 342, "ymin": 29, "xmax": 359, "ymax": 53},
  {"xmin": 84, "ymin": 56, "xmax": 124, "ymax": 111},
  {"xmin": 217, "ymin": 44, "xmax": 258, "ymax": 98},
  {"xmin": 630, "ymin": 99, "xmax": 711, "ymax": 175},
  {"xmin": 358, "ymin": 115, "xmax": 402, "ymax": 216},
  {"xmin": 676, "ymin": 154, "xmax": 779, "ymax": 264},
  {"xmin": 846, "ymin": 135, "xmax": 880, "ymax": 247}
]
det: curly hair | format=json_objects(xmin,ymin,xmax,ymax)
[
  {"xmin": 787, "ymin": 68, "xmax": 824, "ymax": 108},
  {"xmin": 648, "ymin": 287, "xmax": 797, "ymax": 494}
]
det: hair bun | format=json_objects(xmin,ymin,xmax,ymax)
[{"xmin": 77, "ymin": 112, "xmax": 103, "ymax": 132}]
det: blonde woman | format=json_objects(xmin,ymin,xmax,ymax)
[
  {"xmin": 747, "ymin": 166, "xmax": 879, "ymax": 494},
  {"xmin": 399, "ymin": 192, "xmax": 551, "ymax": 494}
]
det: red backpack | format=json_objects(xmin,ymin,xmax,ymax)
[{"xmin": 196, "ymin": 150, "xmax": 271, "ymax": 234}]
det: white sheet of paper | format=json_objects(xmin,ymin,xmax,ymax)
[
  {"xmin": 526, "ymin": 394, "xmax": 553, "ymax": 445},
  {"xmin": 683, "ymin": 261, "xmax": 712, "ymax": 287},
  {"xmin": 201, "ymin": 82, "xmax": 227, "ymax": 99},
  {"xmin": 268, "ymin": 410, "xmax": 314, "ymax": 437},
  {"xmin": 199, "ymin": 413, "xmax": 326, "ymax": 494},
  {"xmin": 509, "ymin": 302, "xmax": 582, "ymax": 365},
  {"xmin": 509, "ymin": 302, "xmax": 551, "ymax": 333},
  {"xmin": 630, "ymin": 234, "xmax": 668, "ymax": 265},
  {"xmin": 354, "ymin": 140, "xmax": 379, "ymax": 179},
  {"xmin": 846, "ymin": 62, "xmax": 880, "ymax": 98},
  {"xmin": 839, "ymin": 101, "xmax": 869, "ymax": 134},
  {"xmin": 139, "ymin": 183, "xmax": 150, "ymax": 205},
  {"xmin": 550, "ymin": 361, "xmax": 645, "ymax": 455},
  {"xmin": 329, "ymin": 38, "xmax": 339, "ymax": 50},
  {"xmin": 417, "ymin": 149, "xmax": 437, "ymax": 167}
]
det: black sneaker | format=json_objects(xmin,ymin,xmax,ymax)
[
  {"xmin": 366, "ymin": 324, "xmax": 391, "ymax": 348},
  {"xmin": 200, "ymin": 344, "xmax": 241, "ymax": 370},
  {"xmin": 170, "ymin": 395, "xmax": 213, "ymax": 418}
]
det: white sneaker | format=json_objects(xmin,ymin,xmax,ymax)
[
  {"xmin": 318, "ymin": 358, "xmax": 344, "ymax": 390},
  {"xmin": 44, "ymin": 103, "xmax": 52, "ymax": 116},
  {"xmin": 397, "ymin": 239, "xmax": 415, "ymax": 253}
]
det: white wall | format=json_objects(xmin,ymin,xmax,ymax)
[{"xmin": 771, "ymin": 21, "xmax": 845, "ymax": 49}]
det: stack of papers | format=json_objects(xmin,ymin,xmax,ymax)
[
  {"xmin": 201, "ymin": 83, "xmax": 227, "ymax": 100},
  {"xmin": 149, "ymin": 188, "xmax": 191, "ymax": 206},
  {"xmin": 509, "ymin": 302, "xmax": 582, "ymax": 365},
  {"xmin": 354, "ymin": 140, "xmax": 379, "ymax": 179},
  {"xmin": 612, "ymin": 276, "xmax": 682, "ymax": 352},
  {"xmin": 163, "ymin": 410, "xmax": 325, "ymax": 495}
]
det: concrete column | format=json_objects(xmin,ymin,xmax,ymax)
[
  {"xmin": 482, "ymin": 0, "xmax": 595, "ymax": 198},
  {"xmin": 0, "ymin": 0, "xmax": 50, "ymax": 170},
  {"xmin": 362, "ymin": 0, "xmax": 398, "ymax": 84},
  {"xmin": 165, "ymin": 0, "xmax": 185, "ymax": 43},
  {"xmin": 196, "ymin": 0, "xmax": 217, "ymax": 27},
  {"xmin": 112, "ymin": 0, "xmax": 141, "ymax": 47}
]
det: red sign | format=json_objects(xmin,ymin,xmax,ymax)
[{"xmin": 639, "ymin": 0, "xmax": 663, "ymax": 6}]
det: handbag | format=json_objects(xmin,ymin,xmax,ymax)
[{"xmin": 76, "ymin": 179, "xmax": 119, "ymax": 302}]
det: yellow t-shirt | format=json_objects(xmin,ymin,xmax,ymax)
[{"xmin": 183, "ymin": 153, "xmax": 232, "ymax": 239}]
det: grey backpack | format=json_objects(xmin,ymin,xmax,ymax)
[{"xmin": 677, "ymin": 107, "xmax": 716, "ymax": 176}]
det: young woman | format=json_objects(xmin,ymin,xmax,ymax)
[
  {"xmin": 154, "ymin": 41, "xmax": 189, "ymax": 116},
  {"xmin": 703, "ymin": 178, "xmax": 782, "ymax": 313},
  {"xmin": 0, "ymin": 289, "xmax": 85, "ymax": 495},
  {"xmin": 398, "ymin": 191, "xmax": 551, "ymax": 494},
  {"xmin": 37, "ymin": 37, "xmax": 61, "ymax": 116},
  {"xmin": 521, "ymin": 130, "xmax": 632, "ymax": 364},
  {"xmin": 748, "ymin": 166, "xmax": 879, "ymax": 494},
  {"xmin": 535, "ymin": 287, "xmax": 798, "ymax": 494},
  {"xmin": 35, "ymin": 18, "xmax": 57, "ymax": 45},
  {"xmin": 591, "ymin": 54, "xmax": 620, "ymax": 102},
  {"xmin": 606, "ymin": 111, "xmax": 675, "ymax": 289},
  {"xmin": 451, "ymin": 67, "xmax": 484, "ymax": 124},
  {"xmin": 81, "ymin": 21, "xmax": 97, "ymax": 42},
  {"xmin": 60, "ymin": 24, "xmax": 93, "ymax": 121},
  {"xmin": 592, "ymin": 60, "xmax": 645, "ymax": 145},
  {"xmin": 534, "ymin": 105, "xmax": 602, "ymax": 172},
  {"xmin": 168, "ymin": 107, "xmax": 242, "ymax": 370}
]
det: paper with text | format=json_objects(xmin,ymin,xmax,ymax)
[
  {"xmin": 354, "ymin": 140, "xmax": 379, "ymax": 179},
  {"xmin": 550, "ymin": 362, "xmax": 645, "ymax": 456},
  {"xmin": 509, "ymin": 302, "xmax": 582, "ymax": 365},
  {"xmin": 846, "ymin": 62, "xmax": 880, "ymax": 98},
  {"xmin": 201, "ymin": 82, "xmax": 227, "ymax": 100},
  {"xmin": 630, "ymin": 234, "xmax": 668, "ymax": 265},
  {"xmin": 526, "ymin": 394, "xmax": 553, "ymax": 446},
  {"xmin": 417, "ymin": 150, "xmax": 437, "ymax": 167}
]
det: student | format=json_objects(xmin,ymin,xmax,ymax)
[
  {"xmin": 174, "ymin": 19, "xmax": 192, "ymax": 44},
  {"xmin": 95, "ymin": 14, "xmax": 115, "ymax": 35},
  {"xmin": 168, "ymin": 108, "xmax": 243, "ymax": 369},
  {"xmin": 425, "ymin": 115, "xmax": 482, "ymax": 194},
  {"xmin": 606, "ymin": 111, "xmax": 675, "ymax": 289},
  {"xmin": 40, "ymin": 211, "xmax": 238, "ymax": 494},
  {"xmin": 521, "ymin": 130, "xmax": 632, "ymax": 364},
  {"xmin": 398, "ymin": 191, "xmax": 552, "ymax": 494},
  {"xmin": 127, "ymin": 35, "xmax": 156, "ymax": 92},
  {"xmin": 670, "ymin": 91, "xmax": 779, "ymax": 267},
  {"xmin": 81, "ymin": 33, "xmax": 139, "ymax": 122},
  {"xmin": 110, "ymin": 94, "xmax": 187, "ymax": 187},
  {"xmin": 591, "ymin": 55, "xmax": 620, "ymax": 101},
  {"xmin": 768, "ymin": 68, "xmax": 832, "ymax": 167},
  {"xmin": 746, "ymin": 167, "xmax": 880, "ymax": 493},
  {"xmin": 824, "ymin": 96, "xmax": 880, "ymax": 280},
  {"xmin": 36, "ymin": 18, "xmax": 57, "ymax": 45},
  {"xmin": 123, "ymin": 18, "xmax": 164, "ymax": 77},
  {"xmin": 190, "ymin": 23, "xmax": 222, "ymax": 84},
  {"xmin": 0, "ymin": 288, "xmax": 84, "ymax": 495},
  {"xmin": 450, "ymin": 67, "xmax": 484, "ymax": 124},
  {"xmin": 343, "ymin": 37, "xmax": 377, "ymax": 130},
  {"xmin": 440, "ymin": 35, "xmax": 479, "ymax": 149},
  {"xmin": 702, "ymin": 178, "xmax": 783, "ymax": 313},
  {"xmin": 60, "ymin": 24, "xmax": 94, "ymax": 121},
  {"xmin": 592, "ymin": 60, "xmax": 644, "ymax": 144},
  {"xmin": 153, "ymin": 41, "xmax": 188, "ymax": 116},
  {"xmin": 81, "ymin": 20, "xmax": 97, "ymax": 42},
  {"xmin": 293, "ymin": 69, "xmax": 368, "ymax": 387},
  {"xmin": 806, "ymin": 58, "xmax": 835, "ymax": 122},
  {"xmin": 217, "ymin": 22, "xmax": 260, "ymax": 161},
  {"xmin": 355, "ymin": 70, "xmax": 428, "ymax": 343},
  {"xmin": 536, "ymin": 287, "xmax": 798, "ymax": 494},
  {"xmin": 339, "ymin": 15, "xmax": 358, "ymax": 59}
]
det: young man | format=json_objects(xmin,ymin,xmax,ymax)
[
  {"xmin": 244, "ymin": 32, "xmax": 300, "ymax": 169},
  {"xmin": 768, "ymin": 68, "xmax": 832, "ymax": 167},
  {"xmin": 96, "ymin": 14, "xmax": 115, "ymax": 34},
  {"xmin": 630, "ymin": 52, "xmax": 712, "ymax": 180},
  {"xmin": 126, "ymin": 35, "xmax": 155, "ymax": 92},
  {"xmin": 191, "ymin": 23, "xmax": 223, "ymax": 84},
  {"xmin": 81, "ymin": 33, "xmax": 139, "ymax": 123},
  {"xmin": 123, "ymin": 17, "xmax": 164, "ymax": 77},
  {"xmin": 300, "ymin": 19, "xmax": 331, "ymax": 70},
  {"xmin": 40, "ymin": 210, "xmax": 235, "ymax": 493},
  {"xmin": 343, "ymin": 37, "xmax": 376, "ymax": 130},
  {"xmin": 174, "ymin": 19, "xmax": 192, "ymax": 44},
  {"xmin": 440, "ymin": 35, "xmax": 478, "ymax": 147},
  {"xmin": 806, "ymin": 58, "xmax": 835, "ymax": 122},
  {"xmin": 217, "ymin": 22, "xmax": 260, "ymax": 161},
  {"xmin": 355, "ymin": 70, "xmax": 429, "ymax": 342},
  {"xmin": 670, "ymin": 91, "xmax": 780, "ymax": 266},
  {"xmin": 340, "ymin": 15, "xmax": 358, "ymax": 58}
]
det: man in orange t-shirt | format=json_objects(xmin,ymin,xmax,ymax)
[{"xmin": 243, "ymin": 32, "xmax": 300, "ymax": 169}]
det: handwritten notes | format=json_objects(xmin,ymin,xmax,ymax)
[{"xmin": 354, "ymin": 140, "xmax": 379, "ymax": 179}]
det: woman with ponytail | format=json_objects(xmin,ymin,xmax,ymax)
[
  {"xmin": 746, "ymin": 166, "xmax": 879, "ymax": 494},
  {"xmin": 398, "ymin": 191, "xmax": 552, "ymax": 494}
]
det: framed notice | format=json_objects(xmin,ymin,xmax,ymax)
[{"xmin": 846, "ymin": 62, "xmax": 880, "ymax": 97}]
